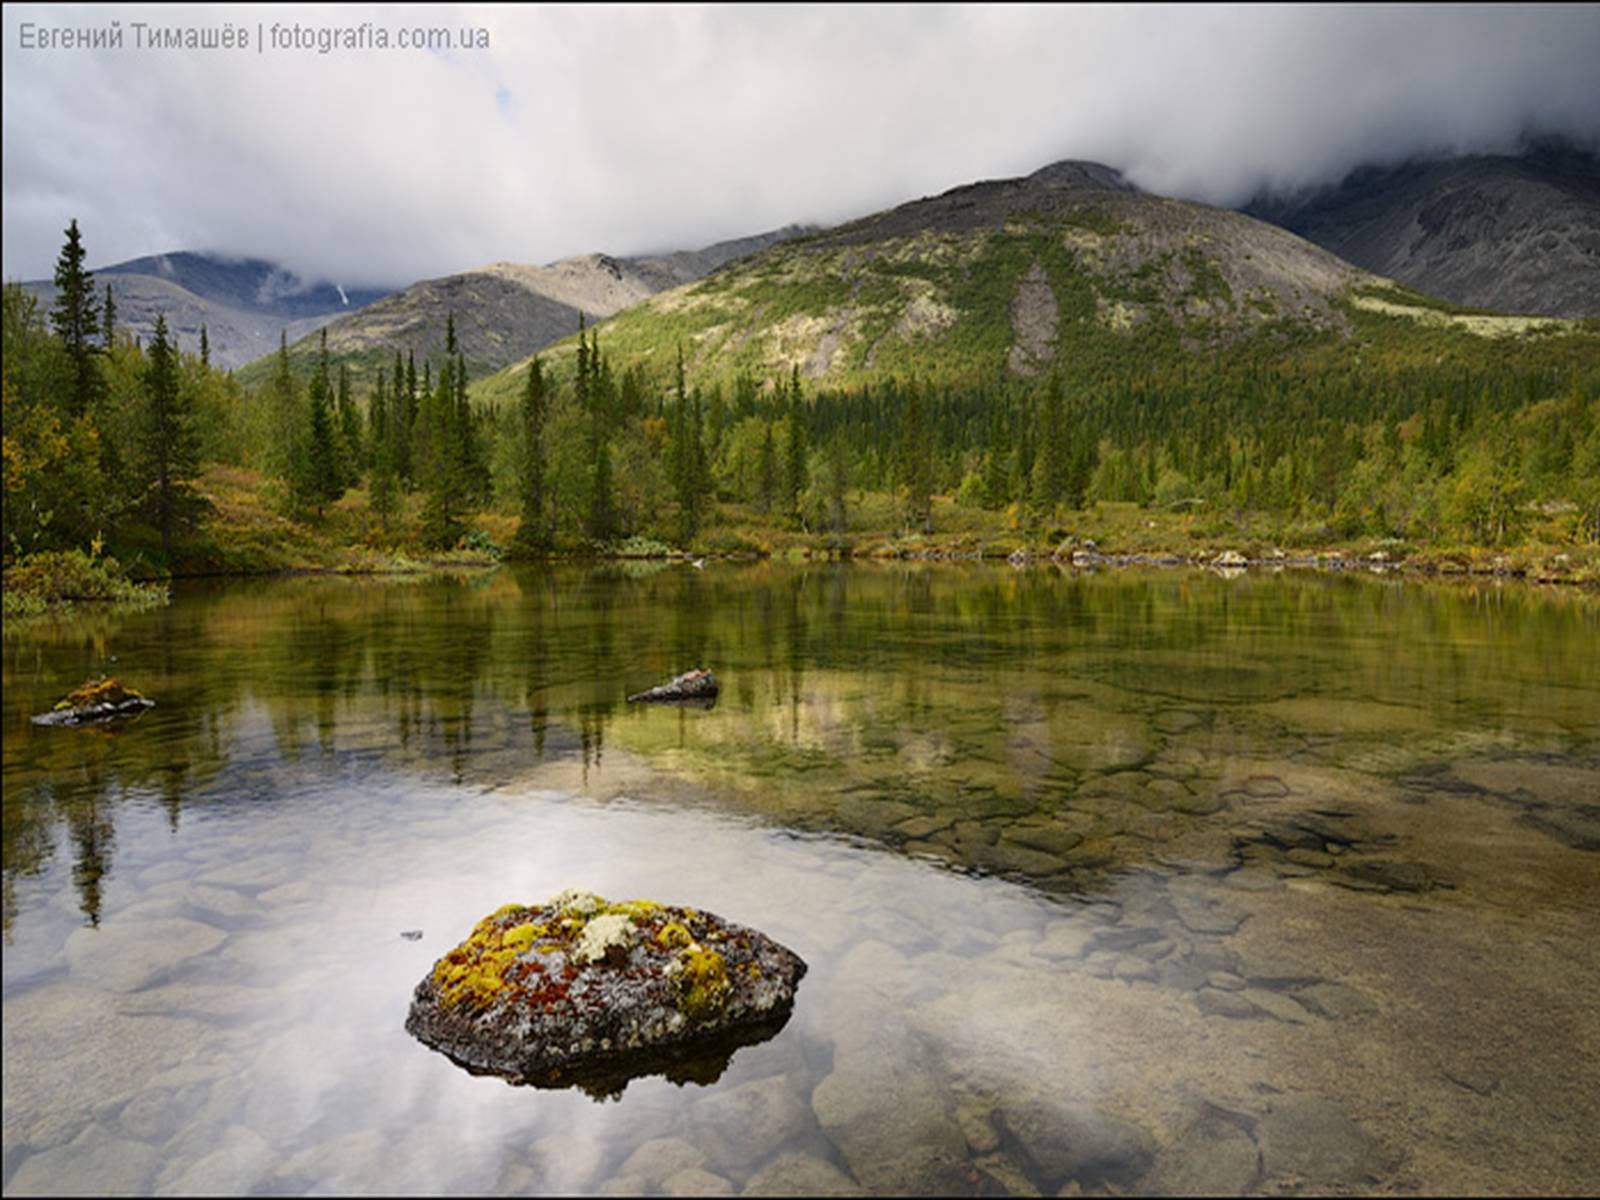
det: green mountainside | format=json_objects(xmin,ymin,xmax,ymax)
[{"xmin": 473, "ymin": 161, "xmax": 1595, "ymax": 410}]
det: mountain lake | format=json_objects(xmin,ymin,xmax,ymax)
[{"xmin": 2, "ymin": 563, "xmax": 1597, "ymax": 1196}]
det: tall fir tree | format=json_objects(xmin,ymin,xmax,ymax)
[
  {"xmin": 1030, "ymin": 372, "xmax": 1066, "ymax": 515},
  {"xmin": 368, "ymin": 369, "xmax": 396, "ymax": 535},
  {"xmin": 397, "ymin": 349, "xmax": 416, "ymax": 483},
  {"xmin": 138, "ymin": 313, "xmax": 201, "ymax": 559},
  {"xmin": 418, "ymin": 358, "xmax": 461, "ymax": 546},
  {"xmin": 758, "ymin": 421, "xmax": 777, "ymax": 515},
  {"xmin": 897, "ymin": 379, "xmax": 933, "ymax": 532},
  {"xmin": 453, "ymin": 352, "xmax": 490, "ymax": 510},
  {"xmin": 784, "ymin": 372, "xmax": 809, "ymax": 520},
  {"xmin": 198, "ymin": 324, "xmax": 209, "ymax": 368},
  {"xmin": 510, "ymin": 357, "xmax": 550, "ymax": 554},
  {"xmin": 301, "ymin": 329, "xmax": 344, "ymax": 516},
  {"xmin": 982, "ymin": 390, "xmax": 1011, "ymax": 509},
  {"xmin": 102, "ymin": 283, "xmax": 117, "ymax": 350},
  {"xmin": 336, "ymin": 362, "xmax": 362, "ymax": 483},
  {"xmin": 827, "ymin": 431, "xmax": 849, "ymax": 542},
  {"xmin": 588, "ymin": 438, "xmax": 617, "ymax": 543},
  {"xmin": 50, "ymin": 218, "xmax": 102, "ymax": 418},
  {"xmin": 269, "ymin": 330, "xmax": 304, "ymax": 506}
]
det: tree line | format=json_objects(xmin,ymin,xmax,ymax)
[{"xmin": 6, "ymin": 217, "xmax": 1599, "ymax": 570}]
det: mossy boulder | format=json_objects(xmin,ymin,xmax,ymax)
[
  {"xmin": 405, "ymin": 891, "xmax": 805, "ymax": 1095},
  {"xmin": 31, "ymin": 677, "xmax": 155, "ymax": 727}
]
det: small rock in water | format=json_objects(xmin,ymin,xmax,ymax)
[
  {"xmin": 31, "ymin": 676, "xmax": 156, "ymax": 727},
  {"xmin": 404, "ymin": 890, "xmax": 805, "ymax": 1096},
  {"xmin": 626, "ymin": 668, "xmax": 719, "ymax": 707}
]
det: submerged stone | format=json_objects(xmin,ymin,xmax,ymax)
[
  {"xmin": 31, "ymin": 676, "xmax": 155, "ymax": 727},
  {"xmin": 627, "ymin": 668, "xmax": 719, "ymax": 706},
  {"xmin": 404, "ymin": 891, "xmax": 805, "ymax": 1095}
]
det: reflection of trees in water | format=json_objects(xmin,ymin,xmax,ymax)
[{"xmin": 4, "ymin": 567, "xmax": 1597, "ymax": 932}]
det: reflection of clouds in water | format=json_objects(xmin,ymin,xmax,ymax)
[
  {"xmin": 5, "ymin": 570, "xmax": 1599, "ymax": 1193},
  {"xmin": 6, "ymin": 769, "xmax": 1105, "ymax": 1192}
]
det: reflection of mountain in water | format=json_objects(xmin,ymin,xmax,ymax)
[{"xmin": 4, "ymin": 566, "xmax": 1597, "ymax": 930}]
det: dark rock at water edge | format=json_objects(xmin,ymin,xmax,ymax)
[
  {"xmin": 405, "ymin": 891, "xmax": 804, "ymax": 1097},
  {"xmin": 31, "ymin": 677, "xmax": 155, "ymax": 727},
  {"xmin": 627, "ymin": 669, "xmax": 719, "ymax": 706}
]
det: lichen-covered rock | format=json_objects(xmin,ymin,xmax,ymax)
[
  {"xmin": 627, "ymin": 669, "xmax": 718, "ymax": 705},
  {"xmin": 31, "ymin": 676, "xmax": 155, "ymax": 727},
  {"xmin": 405, "ymin": 891, "xmax": 805, "ymax": 1094}
]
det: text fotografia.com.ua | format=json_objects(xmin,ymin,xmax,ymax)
[{"xmin": 17, "ymin": 21, "xmax": 491, "ymax": 54}]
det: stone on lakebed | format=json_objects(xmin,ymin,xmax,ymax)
[
  {"xmin": 627, "ymin": 669, "xmax": 719, "ymax": 706},
  {"xmin": 405, "ymin": 891, "xmax": 805, "ymax": 1095},
  {"xmin": 31, "ymin": 676, "xmax": 155, "ymax": 727}
]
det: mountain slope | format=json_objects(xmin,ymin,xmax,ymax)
[
  {"xmin": 1244, "ymin": 143, "xmax": 1600, "ymax": 318},
  {"xmin": 475, "ymin": 160, "xmax": 1389, "ymax": 403},
  {"xmin": 237, "ymin": 225, "xmax": 815, "ymax": 386},
  {"xmin": 20, "ymin": 252, "xmax": 393, "ymax": 369}
]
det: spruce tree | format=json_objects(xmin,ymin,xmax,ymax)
[
  {"xmin": 827, "ymin": 431, "xmax": 849, "ymax": 542},
  {"xmin": 1031, "ymin": 373, "xmax": 1066, "ymax": 515},
  {"xmin": 50, "ymin": 218, "xmax": 102, "ymax": 418},
  {"xmin": 302, "ymin": 329, "xmax": 343, "ymax": 516},
  {"xmin": 784, "ymin": 369, "xmax": 809, "ymax": 519},
  {"xmin": 102, "ymin": 283, "xmax": 117, "ymax": 350},
  {"xmin": 368, "ymin": 369, "xmax": 396, "ymax": 535},
  {"xmin": 138, "ymin": 314, "xmax": 201, "ymax": 559},
  {"xmin": 982, "ymin": 391, "xmax": 1011, "ymax": 509},
  {"xmin": 510, "ymin": 357, "xmax": 550, "ymax": 554},
  {"xmin": 418, "ymin": 360, "xmax": 461, "ymax": 546},
  {"xmin": 396, "ymin": 349, "xmax": 415, "ymax": 483},
  {"xmin": 897, "ymin": 379, "xmax": 933, "ymax": 532},
  {"xmin": 337, "ymin": 362, "xmax": 362, "ymax": 483},
  {"xmin": 269, "ymin": 331, "xmax": 304, "ymax": 507},
  {"xmin": 758, "ymin": 422, "xmax": 777, "ymax": 514},
  {"xmin": 588, "ymin": 438, "xmax": 616, "ymax": 543},
  {"xmin": 453, "ymin": 353, "xmax": 490, "ymax": 510},
  {"xmin": 198, "ymin": 324, "xmax": 209, "ymax": 368}
]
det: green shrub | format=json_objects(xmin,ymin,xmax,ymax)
[{"xmin": 1, "ymin": 550, "xmax": 169, "ymax": 615}]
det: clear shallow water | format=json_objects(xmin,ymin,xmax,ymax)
[{"xmin": 3, "ymin": 565, "xmax": 1598, "ymax": 1195}]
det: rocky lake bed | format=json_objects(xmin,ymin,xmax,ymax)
[{"xmin": 3, "ymin": 566, "xmax": 1596, "ymax": 1195}]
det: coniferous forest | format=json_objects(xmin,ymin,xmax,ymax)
[{"xmin": 5, "ymin": 218, "xmax": 1599, "ymax": 612}]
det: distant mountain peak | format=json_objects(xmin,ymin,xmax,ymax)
[{"xmin": 1027, "ymin": 160, "xmax": 1141, "ymax": 193}]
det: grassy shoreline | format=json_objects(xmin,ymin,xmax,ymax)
[{"xmin": 6, "ymin": 464, "xmax": 1596, "ymax": 616}]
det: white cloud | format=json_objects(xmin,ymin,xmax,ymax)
[{"xmin": 4, "ymin": 3, "xmax": 1597, "ymax": 288}]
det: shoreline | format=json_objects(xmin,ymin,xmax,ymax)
[{"xmin": 5, "ymin": 543, "xmax": 1595, "ymax": 621}]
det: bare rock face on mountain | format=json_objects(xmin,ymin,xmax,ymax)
[
  {"xmin": 1245, "ymin": 142, "xmax": 1600, "ymax": 317},
  {"xmin": 264, "ymin": 226, "xmax": 816, "ymax": 381}
]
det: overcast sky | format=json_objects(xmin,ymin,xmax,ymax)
[{"xmin": 4, "ymin": 4, "xmax": 1597, "ymax": 288}]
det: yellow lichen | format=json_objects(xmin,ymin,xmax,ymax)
[
  {"xmin": 678, "ymin": 942, "xmax": 731, "ymax": 1020},
  {"xmin": 55, "ymin": 677, "xmax": 143, "ymax": 710},
  {"xmin": 432, "ymin": 911, "xmax": 539, "ymax": 1009},
  {"xmin": 502, "ymin": 923, "xmax": 539, "ymax": 955},
  {"xmin": 608, "ymin": 899, "xmax": 664, "ymax": 921},
  {"xmin": 657, "ymin": 921, "xmax": 693, "ymax": 949}
]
